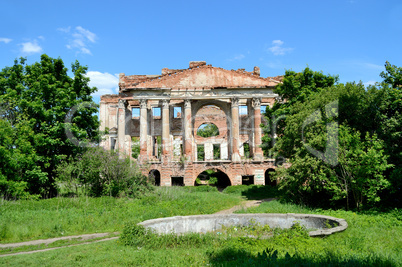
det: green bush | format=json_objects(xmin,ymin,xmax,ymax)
[
  {"xmin": 120, "ymin": 222, "xmax": 214, "ymax": 248},
  {"xmin": 56, "ymin": 147, "xmax": 152, "ymax": 197}
]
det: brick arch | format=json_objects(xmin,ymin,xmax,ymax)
[
  {"xmin": 193, "ymin": 167, "xmax": 232, "ymax": 187},
  {"xmin": 192, "ymin": 102, "xmax": 230, "ymax": 147}
]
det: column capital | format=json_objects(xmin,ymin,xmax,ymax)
[
  {"xmin": 139, "ymin": 99, "xmax": 147, "ymax": 109},
  {"xmin": 231, "ymin": 97, "xmax": 239, "ymax": 107},
  {"xmin": 161, "ymin": 99, "xmax": 170, "ymax": 109},
  {"xmin": 118, "ymin": 99, "xmax": 127, "ymax": 108},
  {"xmin": 184, "ymin": 99, "xmax": 191, "ymax": 109},
  {"xmin": 252, "ymin": 97, "xmax": 261, "ymax": 108}
]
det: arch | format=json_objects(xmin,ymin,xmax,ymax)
[
  {"xmin": 265, "ymin": 168, "xmax": 276, "ymax": 186},
  {"xmin": 194, "ymin": 168, "xmax": 231, "ymax": 190},
  {"xmin": 149, "ymin": 169, "xmax": 161, "ymax": 186}
]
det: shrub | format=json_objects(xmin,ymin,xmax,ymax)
[{"xmin": 56, "ymin": 147, "xmax": 152, "ymax": 197}]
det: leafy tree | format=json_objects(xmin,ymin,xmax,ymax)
[
  {"xmin": 261, "ymin": 67, "xmax": 338, "ymax": 157},
  {"xmin": 270, "ymin": 77, "xmax": 392, "ymax": 209},
  {"xmin": 0, "ymin": 55, "xmax": 99, "ymax": 197},
  {"xmin": 374, "ymin": 62, "xmax": 402, "ymax": 206}
]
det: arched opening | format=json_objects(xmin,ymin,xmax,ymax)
[
  {"xmin": 149, "ymin": 170, "xmax": 160, "ymax": 186},
  {"xmin": 197, "ymin": 123, "xmax": 219, "ymax": 137},
  {"xmin": 194, "ymin": 169, "xmax": 231, "ymax": 190},
  {"xmin": 265, "ymin": 168, "xmax": 276, "ymax": 186},
  {"xmin": 194, "ymin": 104, "xmax": 229, "ymax": 161}
]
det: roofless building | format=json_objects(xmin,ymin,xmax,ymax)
[{"xmin": 99, "ymin": 61, "xmax": 281, "ymax": 187}]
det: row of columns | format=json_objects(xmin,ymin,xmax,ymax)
[{"xmin": 132, "ymin": 97, "xmax": 264, "ymax": 161}]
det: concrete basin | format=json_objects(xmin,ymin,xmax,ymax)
[{"xmin": 139, "ymin": 213, "xmax": 348, "ymax": 237}]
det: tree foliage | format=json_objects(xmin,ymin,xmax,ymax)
[
  {"xmin": 261, "ymin": 68, "xmax": 338, "ymax": 157},
  {"xmin": 0, "ymin": 55, "xmax": 99, "ymax": 198},
  {"xmin": 197, "ymin": 123, "xmax": 219, "ymax": 138},
  {"xmin": 264, "ymin": 63, "xmax": 400, "ymax": 210}
]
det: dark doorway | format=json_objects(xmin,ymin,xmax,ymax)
[
  {"xmin": 242, "ymin": 175, "xmax": 254, "ymax": 185},
  {"xmin": 149, "ymin": 170, "xmax": 160, "ymax": 186},
  {"xmin": 265, "ymin": 168, "xmax": 277, "ymax": 186},
  {"xmin": 195, "ymin": 169, "xmax": 231, "ymax": 190},
  {"xmin": 171, "ymin": 176, "xmax": 184, "ymax": 186}
]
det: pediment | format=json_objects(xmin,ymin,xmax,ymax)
[{"xmin": 120, "ymin": 65, "xmax": 280, "ymax": 91}]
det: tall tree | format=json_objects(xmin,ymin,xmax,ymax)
[
  {"xmin": 261, "ymin": 67, "xmax": 338, "ymax": 158},
  {"xmin": 0, "ymin": 55, "xmax": 99, "ymax": 198}
]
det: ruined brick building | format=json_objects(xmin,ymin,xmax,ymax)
[{"xmin": 99, "ymin": 61, "xmax": 281, "ymax": 187}]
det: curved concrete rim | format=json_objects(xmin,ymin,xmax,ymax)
[{"xmin": 139, "ymin": 213, "xmax": 348, "ymax": 237}]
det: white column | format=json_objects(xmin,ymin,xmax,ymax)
[
  {"xmin": 139, "ymin": 99, "xmax": 148, "ymax": 157},
  {"xmin": 117, "ymin": 99, "xmax": 127, "ymax": 157},
  {"xmin": 162, "ymin": 99, "xmax": 170, "ymax": 157}
]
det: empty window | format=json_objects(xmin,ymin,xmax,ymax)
[
  {"xmin": 261, "ymin": 105, "xmax": 267, "ymax": 114},
  {"xmin": 153, "ymin": 107, "xmax": 161, "ymax": 118},
  {"xmin": 110, "ymin": 138, "xmax": 116, "ymax": 150},
  {"xmin": 213, "ymin": 144, "xmax": 220, "ymax": 160},
  {"xmin": 132, "ymin": 107, "xmax": 140, "ymax": 118},
  {"xmin": 171, "ymin": 176, "xmax": 184, "ymax": 186},
  {"xmin": 197, "ymin": 123, "xmax": 219, "ymax": 137},
  {"xmin": 173, "ymin": 107, "xmax": 182, "ymax": 118},
  {"xmin": 239, "ymin": 105, "xmax": 248, "ymax": 115},
  {"xmin": 197, "ymin": 144, "xmax": 205, "ymax": 161},
  {"xmin": 242, "ymin": 175, "xmax": 254, "ymax": 185},
  {"xmin": 243, "ymin": 143, "xmax": 250, "ymax": 158}
]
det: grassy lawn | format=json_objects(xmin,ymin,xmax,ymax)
[
  {"xmin": 0, "ymin": 186, "xmax": 401, "ymax": 266},
  {"xmin": 0, "ymin": 187, "xmax": 241, "ymax": 243}
]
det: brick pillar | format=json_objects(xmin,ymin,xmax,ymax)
[
  {"xmin": 253, "ymin": 97, "xmax": 263, "ymax": 160},
  {"xmin": 139, "ymin": 99, "xmax": 148, "ymax": 158},
  {"xmin": 117, "ymin": 99, "xmax": 126, "ymax": 157},
  {"xmin": 162, "ymin": 99, "xmax": 170, "ymax": 157},
  {"xmin": 231, "ymin": 97, "xmax": 241, "ymax": 162},
  {"xmin": 183, "ymin": 99, "xmax": 193, "ymax": 160}
]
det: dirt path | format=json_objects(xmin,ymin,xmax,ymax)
[
  {"xmin": 0, "ymin": 237, "xmax": 118, "ymax": 258},
  {"xmin": 214, "ymin": 198, "xmax": 276, "ymax": 214},
  {"xmin": 0, "ymin": 232, "xmax": 119, "ymax": 249},
  {"xmin": 0, "ymin": 198, "xmax": 275, "ymax": 257}
]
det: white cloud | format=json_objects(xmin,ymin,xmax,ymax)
[
  {"xmin": 20, "ymin": 40, "xmax": 43, "ymax": 54},
  {"xmin": 0, "ymin": 38, "xmax": 12, "ymax": 44},
  {"xmin": 86, "ymin": 71, "xmax": 119, "ymax": 97},
  {"xmin": 60, "ymin": 26, "xmax": 97, "ymax": 55},
  {"xmin": 80, "ymin": 47, "xmax": 92, "ymax": 55},
  {"xmin": 268, "ymin": 40, "xmax": 293, "ymax": 56},
  {"xmin": 76, "ymin": 26, "xmax": 96, "ymax": 43},
  {"xmin": 57, "ymin": 26, "xmax": 71, "ymax": 33}
]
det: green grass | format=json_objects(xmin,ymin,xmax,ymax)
[
  {"xmin": 0, "ymin": 186, "xmax": 401, "ymax": 266},
  {"xmin": 222, "ymin": 184, "xmax": 280, "ymax": 200},
  {"xmin": 0, "ymin": 187, "xmax": 241, "ymax": 243}
]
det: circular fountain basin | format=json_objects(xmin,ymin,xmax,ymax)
[{"xmin": 139, "ymin": 213, "xmax": 348, "ymax": 237}]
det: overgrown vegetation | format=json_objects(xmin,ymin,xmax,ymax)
[
  {"xmin": 0, "ymin": 187, "xmax": 241, "ymax": 243},
  {"xmin": 263, "ymin": 62, "xmax": 402, "ymax": 210},
  {"xmin": 0, "ymin": 55, "xmax": 99, "ymax": 199},
  {"xmin": 56, "ymin": 147, "xmax": 151, "ymax": 197},
  {"xmin": 2, "ymin": 193, "xmax": 400, "ymax": 265}
]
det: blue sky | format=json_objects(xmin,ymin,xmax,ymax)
[{"xmin": 1, "ymin": 0, "xmax": 401, "ymax": 104}]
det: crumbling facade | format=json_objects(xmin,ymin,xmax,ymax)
[{"xmin": 99, "ymin": 61, "xmax": 281, "ymax": 187}]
